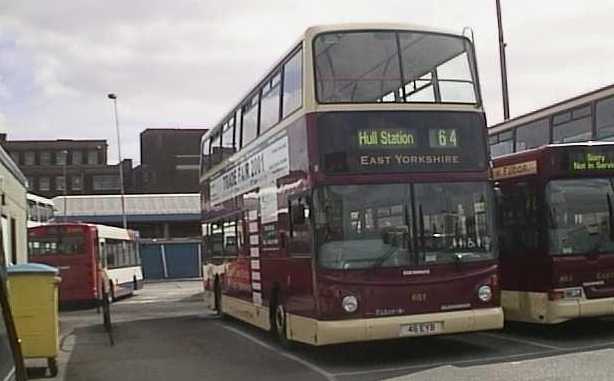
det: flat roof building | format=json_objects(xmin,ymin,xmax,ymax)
[
  {"xmin": 134, "ymin": 128, "xmax": 207, "ymax": 194},
  {"xmin": 0, "ymin": 136, "xmax": 133, "ymax": 198}
]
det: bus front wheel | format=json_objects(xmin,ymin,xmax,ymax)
[
  {"xmin": 272, "ymin": 301, "xmax": 292, "ymax": 348},
  {"xmin": 109, "ymin": 281, "xmax": 116, "ymax": 302}
]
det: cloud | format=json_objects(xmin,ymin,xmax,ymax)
[{"xmin": 1, "ymin": 0, "xmax": 614, "ymax": 163}]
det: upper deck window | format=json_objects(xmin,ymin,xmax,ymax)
[
  {"xmin": 515, "ymin": 119, "xmax": 549, "ymax": 151},
  {"xmin": 283, "ymin": 49, "xmax": 303, "ymax": 117},
  {"xmin": 489, "ymin": 131, "xmax": 514, "ymax": 157},
  {"xmin": 314, "ymin": 31, "xmax": 478, "ymax": 105},
  {"xmin": 597, "ymin": 96, "xmax": 614, "ymax": 140},
  {"xmin": 552, "ymin": 106, "xmax": 592, "ymax": 143}
]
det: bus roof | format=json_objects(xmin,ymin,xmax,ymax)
[
  {"xmin": 30, "ymin": 222, "xmax": 136, "ymax": 241},
  {"xmin": 200, "ymin": 22, "xmax": 470, "ymax": 145},
  {"xmin": 494, "ymin": 141, "xmax": 614, "ymax": 161},
  {"xmin": 489, "ymin": 83, "xmax": 614, "ymax": 134}
]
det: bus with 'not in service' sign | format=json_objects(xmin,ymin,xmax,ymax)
[
  {"xmin": 200, "ymin": 23, "xmax": 503, "ymax": 346},
  {"xmin": 494, "ymin": 142, "xmax": 614, "ymax": 323}
]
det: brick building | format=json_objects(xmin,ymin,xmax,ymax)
[
  {"xmin": 0, "ymin": 136, "xmax": 133, "ymax": 198},
  {"xmin": 134, "ymin": 128, "xmax": 206, "ymax": 193}
]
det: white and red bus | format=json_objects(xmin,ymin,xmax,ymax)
[
  {"xmin": 201, "ymin": 23, "xmax": 503, "ymax": 346},
  {"xmin": 28, "ymin": 223, "xmax": 143, "ymax": 304},
  {"xmin": 494, "ymin": 142, "xmax": 614, "ymax": 323}
]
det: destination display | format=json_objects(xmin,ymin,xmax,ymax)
[
  {"xmin": 318, "ymin": 111, "xmax": 486, "ymax": 174},
  {"xmin": 569, "ymin": 150, "xmax": 614, "ymax": 172}
]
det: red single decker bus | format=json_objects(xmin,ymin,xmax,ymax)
[
  {"xmin": 28, "ymin": 223, "xmax": 143, "ymax": 304},
  {"xmin": 201, "ymin": 23, "xmax": 503, "ymax": 345},
  {"xmin": 494, "ymin": 142, "xmax": 614, "ymax": 323}
]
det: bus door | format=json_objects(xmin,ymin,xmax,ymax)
[
  {"xmin": 288, "ymin": 195, "xmax": 312, "ymax": 256},
  {"xmin": 498, "ymin": 180, "xmax": 548, "ymax": 291}
]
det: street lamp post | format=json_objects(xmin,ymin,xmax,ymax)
[
  {"xmin": 496, "ymin": 0, "xmax": 511, "ymax": 120},
  {"xmin": 107, "ymin": 93, "xmax": 128, "ymax": 230},
  {"xmin": 62, "ymin": 150, "xmax": 68, "ymax": 222}
]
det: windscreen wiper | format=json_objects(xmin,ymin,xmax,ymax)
[{"xmin": 367, "ymin": 245, "xmax": 399, "ymax": 273}]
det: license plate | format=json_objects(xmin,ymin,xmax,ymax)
[{"xmin": 400, "ymin": 321, "xmax": 443, "ymax": 337}]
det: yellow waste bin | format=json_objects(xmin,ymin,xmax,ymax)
[{"xmin": 7, "ymin": 263, "xmax": 61, "ymax": 377}]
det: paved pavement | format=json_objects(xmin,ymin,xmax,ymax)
[{"xmin": 26, "ymin": 280, "xmax": 614, "ymax": 381}]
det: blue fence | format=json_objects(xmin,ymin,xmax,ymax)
[{"xmin": 140, "ymin": 241, "xmax": 202, "ymax": 279}]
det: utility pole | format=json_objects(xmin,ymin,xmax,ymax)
[
  {"xmin": 107, "ymin": 93, "xmax": 128, "ymax": 230},
  {"xmin": 62, "ymin": 150, "xmax": 68, "ymax": 222},
  {"xmin": 496, "ymin": 0, "xmax": 511, "ymax": 120}
]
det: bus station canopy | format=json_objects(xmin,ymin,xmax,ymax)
[{"xmin": 52, "ymin": 194, "xmax": 200, "ymax": 223}]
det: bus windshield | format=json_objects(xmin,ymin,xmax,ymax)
[
  {"xmin": 314, "ymin": 31, "xmax": 478, "ymax": 104},
  {"xmin": 314, "ymin": 182, "xmax": 495, "ymax": 269},
  {"xmin": 28, "ymin": 233, "xmax": 85, "ymax": 256},
  {"xmin": 547, "ymin": 178, "xmax": 614, "ymax": 255}
]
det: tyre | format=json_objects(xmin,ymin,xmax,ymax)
[
  {"xmin": 271, "ymin": 300, "xmax": 293, "ymax": 348},
  {"xmin": 109, "ymin": 281, "xmax": 116, "ymax": 302}
]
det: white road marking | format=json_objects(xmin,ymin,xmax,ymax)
[
  {"xmin": 476, "ymin": 332, "xmax": 564, "ymax": 351},
  {"xmin": 333, "ymin": 350, "xmax": 549, "ymax": 378},
  {"xmin": 221, "ymin": 324, "xmax": 337, "ymax": 381}
]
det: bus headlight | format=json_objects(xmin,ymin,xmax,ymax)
[
  {"xmin": 342, "ymin": 295, "xmax": 358, "ymax": 313},
  {"xmin": 478, "ymin": 285, "xmax": 493, "ymax": 302}
]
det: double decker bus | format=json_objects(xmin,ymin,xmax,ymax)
[
  {"xmin": 28, "ymin": 223, "xmax": 143, "ymax": 304},
  {"xmin": 201, "ymin": 23, "xmax": 503, "ymax": 345},
  {"xmin": 494, "ymin": 142, "xmax": 614, "ymax": 323}
]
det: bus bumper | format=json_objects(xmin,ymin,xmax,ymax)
[
  {"xmin": 502, "ymin": 291, "xmax": 614, "ymax": 324},
  {"xmin": 286, "ymin": 307, "xmax": 503, "ymax": 346}
]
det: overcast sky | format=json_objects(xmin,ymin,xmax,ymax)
[{"xmin": 1, "ymin": 0, "xmax": 614, "ymax": 164}]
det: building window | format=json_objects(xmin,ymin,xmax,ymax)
[
  {"xmin": 26, "ymin": 177, "xmax": 34, "ymax": 190},
  {"xmin": 39, "ymin": 177, "xmax": 50, "ymax": 191},
  {"xmin": 9, "ymin": 151, "xmax": 19, "ymax": 165},
  {"xmin": 282, "ymin": 49, "xmax": 303, "ymax": 118},
  {"xmin": 93, "ymin": 175, "xmax": 120, "ymax": 191},
  {"xmin": 71, "ymin": 176, "xmax": 82, "ymax": 191},
  {"xmin": 515, "ymin": 119, "xmax": 550, "ymax": 152},
  {"xmin": 87, "ymin": 150, "xmax": 99, "ymax": 165},
  {"xmin": 552, "ymin": 106, "xmax": 592, "ymax": 143},
  {"xmin": 56, "ymin": 176, "xmax": 66, "ymax": 191},
  {"xmin": 24, "ymin": 151, "xmax": 35, "ymax": 166},
  {"xmin": 56, "ymin": 151, "xmax": 67, "ymax": 166},
  {"xmin": 72, "ymin": 150, "xmax": 83, "ymax": 165},
  {"xmin": 40, "ymin": 151, "xmax": 51, "ymax": 165},
  {"xmin": 597, "ymin": 96, "xmax": 614, "ymax": 140}
]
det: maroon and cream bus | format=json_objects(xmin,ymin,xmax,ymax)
[
  {"xmin": 201, "ymin": 23, "xmax": 503, "ymax": 346},
  {"xmin": 494, "ymin": 142, "xmax": 614, "ymax": 323}
]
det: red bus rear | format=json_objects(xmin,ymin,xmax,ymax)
[
  {"xmin": 28, "ymin": 224, "xmax": 99, "ymax": 303},
  {"xmin": 28, "ymin": 223, "xmax": 144, "ymax": 304}
]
